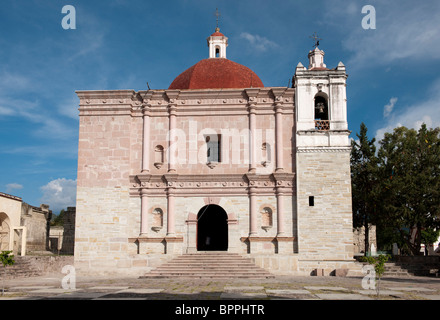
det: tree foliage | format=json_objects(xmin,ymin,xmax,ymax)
[
  {"xmin": 351, "ymin": 122, "xmax": 379, "ymax": 254},
  {"xmin": 351, "ymin": 123, "xmax": 440, "ymax": 255},
  {"xmin": 51, "ymin": 209, "xmax": 65, "ymax": 226},
  {"xmin": 0, "ymin": 250, "xmax": 14, "ymax": 268},
  {"xmin": 377, "ymin": 124, "xmax": 440, "ymax": 255},
  {"xmin": 360, "ymin": 254, "xmax": 390, "ymax": 296}
]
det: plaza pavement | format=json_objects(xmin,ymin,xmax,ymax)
[
  {"xmin": 1, "ymin": 272, "xmax": 440, "ymax": 301},
  {"xmin": 2, "ymin": 273, "xmax": 438, "ymax": 319}
]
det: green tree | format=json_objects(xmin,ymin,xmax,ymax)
[
  {"xmin": 377, "ymin": 125, "xmax": 440, "ymax": 255},
  {"xmin": 351, "ymin": 122, "xmax": 379, "ymax": 255},
  {"xmin": 360, "ymin": 254, "xmax": 390, "ymax": 297},
  {"xmin": 51, "ymin": 209, "xmax": 65, "ymax": 226},
  {"xmin": 421, "ymin": 228, "xmax": 440, "ymax": 255}
]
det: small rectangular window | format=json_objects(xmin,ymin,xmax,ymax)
[
  {"xmin": 206, "ymin": 134, "xmax": 221, "ymax": 163},
  {"xmin": 309, "ymin": 196, "xmax": 315, "ymax": 207}
]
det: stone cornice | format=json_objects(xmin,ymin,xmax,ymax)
[
  {"xmin": 240, "ymin": 236, "xmax": 296, "ymax": 242},
  {"xmin": 297, "ymin": 129, "xmax": 351, "ymax": 136},
  {"xmin": 76, "ymin": 90, "xmax": 136, "ymax": 100},
  {"xmin": 296, "ymin": 146, "xmax": 351, "ymax": 153},
  {"xmin": 0, "ymin": 192, "xmax": 22, "ymax": 202},
  {"xmin": 129, "ymin": 173, "xmax": 296, "ymax": 197},
  {"xmin": 77, "ymin": 87, "xmax": 295, "ymax": 117},
  {"xmin": 128, "ymin": 236, "xmax": 184, "ymax": 243},
  {"xmin": 294, "ymin": 68, "xmax": 347, "ymax": 79}
]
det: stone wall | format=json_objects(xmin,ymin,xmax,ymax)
[
  {"xmin": 353, "ymin": 224, "xmax": 377, "ymax": 255},
  {"xmin": 296, "ymin": 150, "xmax": 356, "ymax": 274},
  {"xmin": 75, "ymin": 185, "xmax": 133, "ymax": 275},
  {"xmin": 21, "ymin": 203, "xmax": 52, "ymax": 252},
  {"xmin": 1, "ymin": 193, "xmax": 52, "ymax": 254},
  {"xmin": 48, "ymin": 207, "xmax": 76, "ymax": 255}
]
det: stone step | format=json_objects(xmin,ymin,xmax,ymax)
[
  {"xmin": 142, "ymin": 270, "xmax": 273, "ymax": 279},
  {"xmin": 157, "ymin": 265, "xmax": 266, "ymax": 272},
  {"xmin": 141, "ymin": 252, "xmax": 274, "ymax": 279},
  {"xmin": 384, "ymin": 262, "xmax": 439, "ymax": 277},
  {"xmin": 142, "ymin": 274, "xmax": 266, "ymax": 278}
]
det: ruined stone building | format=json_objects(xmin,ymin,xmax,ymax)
[
  {"xmin": 49, "ymin": 207, "xmax": 76, "ymax": 255},
  {"xmin": 75, "ymin": 27, "xmax": 358, "ymax": 276},
  {"xmin": 0, "ymin": 192, "xmax": 52, "ymax": 255}
]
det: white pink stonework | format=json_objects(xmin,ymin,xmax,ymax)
[{"xmin": 74, "ymin": 29, "xmax": 362, "ymax": 277}]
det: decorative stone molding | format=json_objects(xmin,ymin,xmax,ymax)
[
  {"xmin": 260, "ymin": 204, "xmax": 275, "ymax": 231},
  {"xmin": 129, "ymin": 173, "xmax": 296, "ymax": 197},
  {"xmin": 76, "ymin": 87, "xmax": 295, "ymax": 118},
  {"xmin": 204, "ymin": 197, "xmax": 221, "ymax": 205},
  {"xmin": 296, "ymin": 146, "xmax": 351, "ymax": 153},
  {"xmin": 240, "ymin": 236, "xmax": 296, "ymax": 242},
  {"xmin": 128, "ymin": 236, "xmax": 184, "ymax": 243},
  {"xmin": 297, "ymin": 129, "xmax": 351, "ymax": 135},
  {"xmin": 154, "ymin": 162, "xmax": 163, "ymax": 169},
  {"xmin": 185, "ymin": 212, "xmax": 197, "ymax": 225},
  {"xmin": 206, "ymin": 161, "xmax": 218, "ymax": 169},
  {"xmin": 150, "ymin": 207, "xmax": 164, "ymax": 232},
  {"xmin": 227, "ymin": 212, "xmax": 238, "ymax": 225},
  {"xmin": 261, "ymin": 160, "xmax": 270, "ymax": 167}
]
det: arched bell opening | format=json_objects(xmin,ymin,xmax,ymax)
[{"xmin": 314, "ymin": 93, "xmax": 330, "ymax": 130}]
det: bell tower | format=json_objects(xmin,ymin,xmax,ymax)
[
  {"xmin": 293, "ymin": 36, "xmax": 354, "ymax": 271},
  {"xmin": 207, "ymin": 9, "xmax": 228, "ymax": 58},
  {"xmin": 207, "ymin": 27, "xmax": 228, "ymax": 59},
  {"xmin": 294, "ymin": 43, "xmax": 348, "ymax": 140}
]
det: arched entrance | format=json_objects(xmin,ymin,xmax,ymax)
[{"xmin": 197, "ymin": 205, "xmax": 228, "ymax": 251}]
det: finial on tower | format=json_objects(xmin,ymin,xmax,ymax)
[
  {"xmin": 309, "ymin": 32, "xmax": 322, "ymax": 49},
  {"xmin": 307, "ymin": 32, "xmax": 327, "ymax": 70},
  {"xmin": 214, "ymin": 8, "xmax": 221, "ymax": 31},
  {"xmin": 207, "ymin": 10, "xmax": 228, "ymax": 59}
]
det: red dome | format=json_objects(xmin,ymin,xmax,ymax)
[{"xmin": 168, "ymin": 58, "xmax": 264, "ymax": 90}]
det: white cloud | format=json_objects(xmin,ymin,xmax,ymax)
[
  {"xmin": 0, "ymin": 106, "xmax": 15, "ymax": 116},
  {"xmin": 0, "ymin": 71, "xmax": 32, "ymax": 93},
  {"xmin": 383, "ymin": 97, "xmax": 397, "ymax": 118},
  {"xmin": 240, "ymin": 32, "xmax": 279, "ymax": 52},
  {"xmin": 57, "ymin": 95, "xmax": 80, "ymax": 120},
  {"xmin": 6, "ymin": 183, "xmax": 23, "ymax": 193},
  {"xmin": 341, "ymin": 2, "xmax": 440, "ymax": 69},
  {"xmin": 375, "ymin": 80, "xmax": 440, "ymax": 142},
  {"xmin": 40, "ymin": 178, "xmax": 77, "ymax": 213},
  {"xmin": 0, "ymin": 94, "xmax": 77, "ymax": 141}
]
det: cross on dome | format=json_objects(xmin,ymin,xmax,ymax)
[
  {"xmin": 309, "ymin": 32, "xmax": 322, "ymax": 49},
  {"xmin": 207, "ymin": 11, "xmax": 228, "ymax": 59},
  {"xmin": 214, "ymin": 8, "xmax": 221, "ymax": 29}
]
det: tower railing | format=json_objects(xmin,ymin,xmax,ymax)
[{"xmin": 315, "ymin": 120, "xmax": 330, "ymax": 131}]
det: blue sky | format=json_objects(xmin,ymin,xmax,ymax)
[{"xmin": 1, "ymin": 0, "xmax": 439, "ymax": 214}]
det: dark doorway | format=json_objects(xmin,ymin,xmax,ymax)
[{"xmin": 197, "ymin": 205, "xmax": 228, "ymax": 251}]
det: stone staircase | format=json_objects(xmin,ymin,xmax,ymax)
[
  {"xmin": 140, "ymin": 252, "xmax": 275, "ymax": 280},
  {"xmin": 384, "ymin": 256, "xmax": 440, "ymax": 277},
  {"xmin": 383, "ymin": 262, "xmax": 412, "ymax": 277},
  {"xmin": 1, "ymin": 256, "xmax": 43, "ymax": 279}
]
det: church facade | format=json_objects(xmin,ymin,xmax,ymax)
[{"xmin": 74, "ymin": 28, "xmax": 359, "ymax": 276}]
